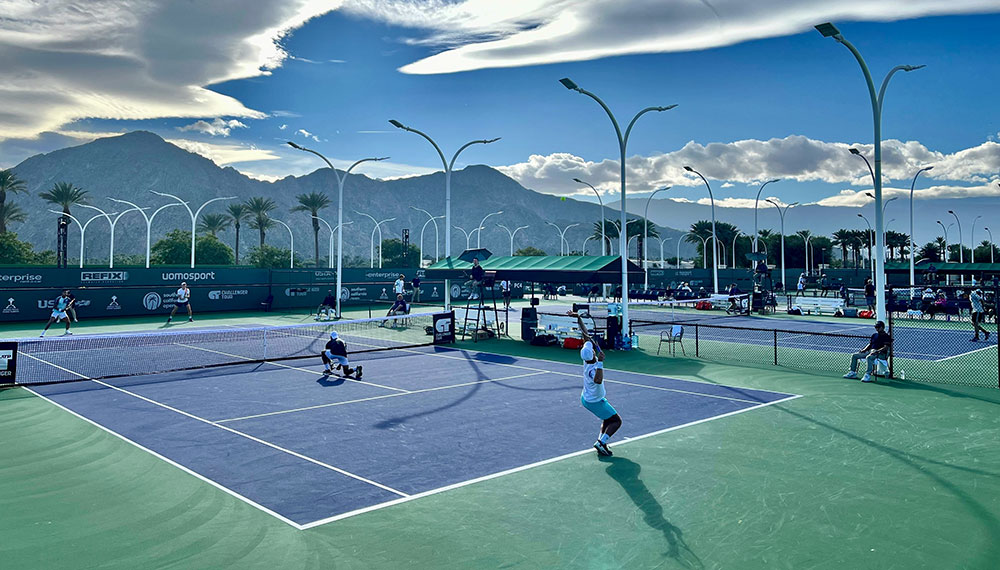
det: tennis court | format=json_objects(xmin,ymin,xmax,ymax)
[{"xmin": 22, "ymin": 335, "xmax": 795, "ymax": 528}]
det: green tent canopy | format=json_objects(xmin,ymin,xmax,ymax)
[{"xmin": 425, "ymin": 255, "xmax": 644, "ymax": 284}]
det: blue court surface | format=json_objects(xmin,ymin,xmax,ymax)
[
  {"xmin": 633, "ymin": 316, "xmax": 994, "ymax": 361},
  {"xmin": 27, "ymin": 346, "xmax": 797, "ymax": 529}
]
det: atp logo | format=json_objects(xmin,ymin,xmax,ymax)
[
  {"xmin": 143, "ymin": 292, "xmax": 162, "ymax": 311},
  {"xmin": 2, "ymin": 298, "xmax": 17, "ymax": 314}
]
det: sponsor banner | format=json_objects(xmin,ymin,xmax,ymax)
[
  {"xmin": 81, "ymin": 270, "xmax": 129, "ymax": 284},
  {"xmin": 0, "ymin": 342, "xmax": 17, "ymax": 384},
  {"xmin": 0, "ymin": 272, "xmax": 44, "ymax": 286},
  {"xmin": 432, "ymin": 312, "xmax": 455, "ymax": 344}
]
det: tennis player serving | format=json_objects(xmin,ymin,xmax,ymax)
[
  {"xmin": 321, "ymin": 331, "xmax": 363, "ymax": 379},
  {"xmin": 569, "ymin": 310, "xmax": 622, "ymax": 457}
]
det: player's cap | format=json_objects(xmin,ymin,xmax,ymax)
[
  {"xmin": 580, "ymin": 341, "xmax": 595, "ymax": 362},
  {"xmin": 329, "ymin": 331, "xmax": 339, "ymax": 340}
]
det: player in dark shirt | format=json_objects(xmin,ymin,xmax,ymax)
[
  {"xmin": 321, "ymin": 331, "xmax": 362, "ymax": 378},
  {"xmin": 315, "ymin": 290, "xmax": 337, "ymax": 320},
  {"xmin": 843, "ymin": 321, "xmax": 892, "ymax": 382},
  {"xmin": 381, "ymin": 293, "xmax": 408, "ymax": 327}
]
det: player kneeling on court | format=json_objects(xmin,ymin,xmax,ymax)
[
  {"xmin": 321, "ymin": 331, "xmax": 363, "ymax": 379},
  {"xmin": 571, "ymin": 311, "xmax": 622, "ymax": 457}
]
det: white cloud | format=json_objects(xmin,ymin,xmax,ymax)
[
  {"xmin": 0, "ymin": 1, "xmax": 339, "ymax": 140},
  {"xmin": 497, "ymin": 135, "xmax": 1000, "ymax": 205},
  {"xmin": 177, "ymin": 118, "xmax": 248, "ymax": 137},
  {"xmin": 343, "ymin": 1, "xmax": 1000, "ymax": 75},
  {"xmin": 165, "ymin": 138, "xmax": 282, "ymax": 166},
  {"xmin": 296, "ymin": 128, "xmax": 320, "ymax": 142},
  {"xmin": 279, "ymin": 124, "xmax": 288, "ymax": 130}
]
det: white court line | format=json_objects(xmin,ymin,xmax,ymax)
[
  {"xmin": 932, "ymin": 342, "xmax": 998, "ymax": 362},
  {"xmin": 298, "ymin": 393, "xmax": 803, "ymax": 530},
  {"xmin": 19, "ymin": 352, "xmax": 408, "ymax": 501},
  {"xmin": 216, "ymin": 370, "xmax": 548, "ymax": 423}
]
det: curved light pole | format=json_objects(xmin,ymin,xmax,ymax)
[
  {"xmin": 805, "ymin": 235, "xmax": 813, "ymax": 275},
  {"xmin": 269, "ymin": 218, "xmax": 294, "ymax": 268},
  {"xmin": 79, "ymin": 204, "xmax": 140, "ymax": 269},
  {"xmin": 685, "ymin": 166, "xmax": 718, "ymax": 293},
  {"xmin": 766, "ymin": 199, "xmax": 797, "ymax": 291},
  {"xmin": 583, "ymin": 236, "xmax": 595, "ymax": 255},
  {"xmin": 678, "ymin": 234, "xmax": 695, "ymax": 269},
  {"xmin": 936, "ymin": 220, "xmax": 952, "ymax": 263},
  {"xmin": 985, "ymin": 227, "xmax": 995, "ymax": 264},
  {"xmin": 389, "ymin": 120, "xmax": 499, "ymax": 312},
  {"xmin": 659, "ymin": 237, "xmax": 672, "ymax": 268},
  {"xmin": 476, "ymin": 210, "xmax": 503, "ymax": 248},
  {"xmin": 150, "ymin": 191, "xmax": 235, "ymax": 268},
  {"xmin": 817, "ymin": 21, "xmax": 925, "ymax": 321},
  {"xmin": 947, "ymin": 210, "xmax": 964, "ymax": 263},
  {"xmin": 971, "ymin": 215, "xmax": 982, "ymax": 264},
  {"xmin": 311, "ymin": 216, "xmax": 353, "ymax": 269},
  {"xmin": 711, "ymin": 237, "xmax": 726, "ymax": 271},
  {"xmin": 411, "ymin": 207, "xmax": 442, "ymax": 262},
  {"xmin": 696, "ymin": 235, "xmax": 709, "ymax": 269},
  {"xmin": 287, "ymin": 143, "xmax": 388, "ymax": 318},
  {"xmin": 454, "ymin": 226, "xmax": 474, "ymax": 251},
  {"xmin": 752, "ymin": 179, "xmax": 780, "ymax": 252},
  {"xmin": 732, "ymin": 231, "xmax": 742, "ymax": 270},
  {"xmin": 109, "ymin": 198, "xmax": 181, "ymax": 268},
  {"xmin": 643, "ymin": 186, "xmax": 670, "ymax": 288},
  {"xmin": 627, "ymin": 235, "xmax": 639, "ymax": 263},
  {"xmin": 49, "ymin": 209, "xmax": 116, "ymax": 269},
  {"xmin": 560, "ymin": 76, "xmax": 677, "ymax": 339},
  {"xmin": 908, "ymin": 166, "xmax": 934, "ymax": 291},
  {"xmin": 574, "ymin": 178, "xmax": 607, "ymax": 256},
  {"xmin": 546, "ymin": 222, "xmax": 580, "ymax": 256},
  {"xmin": 356, "ymin": 211, "xmax": 394, "ymax": 268},
  {"xmin": 498, "ymin": 223, "xmax": 529, "ymax": 256},
  {"xmin": 858, "ymin": 213, "xmax": 875, "ymax": 281}
]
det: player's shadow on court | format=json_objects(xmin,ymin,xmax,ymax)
[
  {"xmin": 600, "ymin": 456, "xmax": 703, "ymax": 569},
  {"xmin": 316, "ymin": 375, "xmax": 346, "ymax": 387}
]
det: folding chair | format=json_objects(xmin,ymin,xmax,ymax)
[
  {"xmin": 871, "ymin": 358, "xmax": 890, "ymax": 381},
  {"xmin": 657, "ymin": 324, "xmax": 685, "ymax": 356}
]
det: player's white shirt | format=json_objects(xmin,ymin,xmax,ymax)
[
  {"xmin": 177, "ymin": 288, "xmax": 190, "ymax": 302},
  {"xmin": 581, "ymin": 361, "xmax": 605, "ymax": 403},
  {"xmin": 394, "ymin": 279, "xmax": 405, "ymax": 294}
]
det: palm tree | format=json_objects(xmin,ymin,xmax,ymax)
[
  {"xmin": 244, "ymin": 197, "xmax": 276, "ymax": 247},
  {"xmin": 0, "ymin": 202, "xmax": 27, "ymax": 230},
  {"xmin": 0, "ymin": 169, "xmax": 27, "ymax": 234},
  {"xmin": 831, "ymin": 229, "xmax": 853, "ymax": 267},
  {"xmin": 226, "ymin": 203, "xmax": 250, "ymax": 263},
  {"xmin": 197, "ymin": 213, "xmax": 231, "ymax": 237},
  {"xmin": 40, "ymin": 182, "xmax": 89, "ymax": 218},
  {"xmin": 885, "ymin": 230, "xmax": 909, "ymax": 260},
  {"xmin": 919, "ymin": 241, "xmax": 941, "ymax": 263},
  {"xmin": 291, "ymin": 192, "xmax": 332, "ymax": 267}
]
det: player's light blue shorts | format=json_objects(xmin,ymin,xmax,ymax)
[
  {"xmin": 581, "ymin": 396, "xmax": 617, "ymax": 420},
  {"xmin": 324, "ymin": 351, "xmax": 349, "ymax": 366}
]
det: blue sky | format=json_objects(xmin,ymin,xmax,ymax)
[{"xmin": 2, "ymin": 1, "xmax": 999, "ymax": 212}]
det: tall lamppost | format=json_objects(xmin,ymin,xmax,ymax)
[
  {"xmin": 79, "ymin": 204, "xmax": 140, "ymax": 269},
  {"xmin": 732, "ymin": 231, "xmax": 742, "ymax": 270},
  {"xmin": 560, "ymin": 76, "xmax": 677, "ymax": 340},
  {"xmin": 908, "ymin": 166, "xmax": 934, "ymax": 291},
  {"xmin": 695, "ymin": 235, "xmax": 709, "ymax": 269},
  {"xmin": 936, "ymin": 220, "xmax": 952, "ymax": 263},
  {"xmin": 271, "ymin": 218, "xmax": 294, "ymax": 268},
  {"xmin": 766, "ymin": 199, "xmax": 797, "ymax": 291},
  {"xmin": 677, "ymin": 234, "xmax": 695, "ymax": 270},
  {"xmin": 411, "ymin": 207, "xmax": 442, "ymax": 262},
  {"xmin": 574, "ymin": 178, "xmax": 607, "ymax": 255},
  {"xmin": 498, "ymin": 223, "xmax": 529, "ymax": 256},
  {"xmin": 109, "ymin": 198, "xmax": 181, "ymax": 268},
  {"xmin": 947, "ymin": 210, "xmax": 964, "ymax": 263},
  {"xmin": 150, "ymin": 191, "xmax": 235, "ymax": 269},
  {"xmin": 475, "ymin": 210, "xmax": 503, "ymax": 248},
  {"xmin": 659, "ymin": 237, "xmax": 672, "ymax": 268},
  {"xmin": 971, "ymin": 215, "xmax": 983, "ymax": 263},
  {"xmin": 985, "ymin": 227, "xmax": 995, "ymax": 264},
  {"xmin": 685, "ymin": 166, "xmax": 719, "ymax": 293},
  {"xmin": 583, "ymin": 236, "xmax": 595, "ymax": 255},
  {"xmin": 454, "ymin": 226, "xmax": 474, "ymax": 251},
  {"xmin": 49, "ymin": 209, "xmax": 116, "ymax": 269},
  {"xmin": 643, "ymin": 186, "xmax": 670, "ymax": 289},
  {"xmin": 287, "ymin": 143, "xmax": 388, "ymax": 318},
  {"xmin": 356, "ymin": 211, "xmax": 395, "ymax": 268},
  {"xmin": 817, "ymin": 21, "xmax": 925, "ymax": 322},
  {"xmin": 752, "ymin": 179, "xmax": 780, "ymax": 252},
  {"xmin": 546, "ymin": 222, "xmax": 580, "ymax": 255},
  {"xmin": 311, "ymin": 216, "xmax": 353, "ymax": 269},
  {"xmin": 389, "ymin": 120, "xmax": 499, "ymax": 312},
  {"xmin": 858, "ymin": 213, "xmax": 875, "ymax": 281}
]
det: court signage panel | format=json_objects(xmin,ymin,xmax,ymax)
[
  {"xmin": 0, "ymin": 341, "xmax": 17, "ymax": 384},
  {"xmin": 432, "ymin": 312, "xmax": 455, "ymax": 344}
]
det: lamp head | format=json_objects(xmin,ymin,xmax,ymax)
[
  {"xmin": 375, "ymin": 156, "xmax": 390, "ymax": 161},
  {"xmin": 572, "ymin": 178, "xmax": 584, "ymax": 184},
  {"xmin": 388, "ymin": 119, "xmax": 407, "ymax": 130},
  {"xmin": 948, "ymin": 210, "xmax": 955, "ymax": 214},
  {"xmin": 865, "ymin": 192, "xmax": 874, "ymax": 199},
  {"xmin": 768, "ymin": 178, "xmax": 780, "ymax": 184},
  {"xmin": 287, "ymin": 141, "xmax": 303, "ymax": 150},
  {"xmin": 849, "ymin": 148, "xmax": 861, "ymax": 155},
  {"xmin": 683, "ymin": 166, "xmax": 695, "ymax": 173},
  {"xmin": 923, "ymin": 166, "xmax": 934, "ymax": 172},
  {"xmin": 902, "ymin": 64, "xmax": 926, "ymax": 72},
  {"xmin": 656, "ymin": 104, "xmax": 679, "ymax": 111},
  {"xmin": 815, "ymin": 22, "xmax": 841, "ymax": 38},
  {"xmin": 857, "ymin": 213, "xmax": 863, "ymax": 218},
  {"xmin": 482, "ymin": 137, "xmax": 501, "ymax": 144},
  {"xmin": 559, "ymin": 77, "xmax": 579, "ymax": 90}
]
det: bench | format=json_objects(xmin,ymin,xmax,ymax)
[{"xmin": 790, "ymin": 296, "xmax": 844, "ymax": 315}]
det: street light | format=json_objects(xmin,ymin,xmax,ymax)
[
  {"xmin": 685, "ymin": 166, "xmax": 719, "ymax": 293},
  {"xmin": 971, "ymin": 215, "xmax": 983, "ymax": 263},
  {"xmin": 985, "ymin": 227, "xmax": 995, "ymax": 264},
  {"xmin": 498, "ymin": 223, "xmax": 529, "ymax": 256},
  {"xmin": 79, "ymin": 204, "xmax": 141, "ymax": 269},
  {"xmin": 732, "ymin": 230, "xmax": 742, "ymax": 270},
  {"xmin": 411, "ymin": 207, "xmax": 442, "ymax": 262},
  {"xmin": 288, "ymin": 142, "xmax": 388, "ymax": 318},
  {"xmin": 574, "ymin": 178, "xmax": 608, "ymax": 256},
  {"xmin": 311, "ymin": 216, "xmax": 353, "ymax": 269},
  {"xmin": 150, "ymin": 191, "xmax": 235, "ymax": 269},
  {"xmin": 752, "ymin": 179, "xmax": 780, "ymax": 252},
  {"xmin": 356, "ymin": 211, "xmax": 395, "ymax": 268},
  {"xmin": 908, "ymin": 166, "xmax": 934, "ymax": 292},
  {"xmin": 454, "ymin": 225, "xmax": 474, "ymax": 251},
  {"xmin": 936, "ymin": 220, "xmax": 952, "ymax": 263},
  {"xmin": 643, "ymin": 186, "xmax": 670, "ymax": 289},
  {"xmin": 560, "ymin": 76, "xmax": 677, "ymax": 341},
  {"xmin": 109, "ymin": 198, "xmax": 181, "ymax": 268},
  {"xmin": 766, "ymin": 199, "xmax": 797, "ymax": 291},
  {"xmin": 858, "ymin": 213, "xmax": 874, "ymax": 277},
  {"xmin": 389, "ymin": 120, "xmax": 498, "ymax": 312},
  {"xmin": 546, "ymin": 222, "xmax": 580, "ymax": 255},
  {"xmin": 475, "ymin": 210, "xmax": 503, "ymax": 248},
  {"xmin": 659, "ymin": 237, "xmax": 673, "ymax": 268},
  {"xmin": 271, "ymin": 218, "xmax": 294, "ymax": 268},
  {"xmin": 817, "ymin": 21, "xmax": 925, "ymax": 321},
  {"xmin": 678, "ymin": 234, "xmax": 697, "ymax": 270},
  {"xmin": 947, "ymin": 210, "xmax": 964, "ymax": 263},
  {"xmin": 49, "ymin": 209, "xmax": 116, "ymax": 269}
]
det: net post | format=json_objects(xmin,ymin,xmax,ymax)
[
  {"xmin": 773, "ymin": 329, "xmax": 778, "ymax": 366},
  {"xmin": 695, "ymin": 324, "xmax": 699, "ymax": 357}
]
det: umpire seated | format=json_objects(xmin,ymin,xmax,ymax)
[{"xmin": 843, "ymin": 320, "xmax": 892, "ymax": 383}]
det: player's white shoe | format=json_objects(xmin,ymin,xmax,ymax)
[
  {"xmin": 861, "ymin": 374, "xmax": 873, "ymax": 383},
  {"xmin": 62, "ymin": 331, "xmax": 72, "ymax": 336},
  {"xmin": 843, "ymin": 371, "xmax": 858, "ymax": 379}
]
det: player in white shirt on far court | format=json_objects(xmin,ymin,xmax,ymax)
[
  {"xmin": 571, "ymin": 311, "xmax": 623, "ymax": 457},
  {"xmin": 40, "ymin": 290, "xmax": 74, "ymax": 337},
  {"xmin": 167, "ymin": 281, "xmax": 194, "ymax": 323}
]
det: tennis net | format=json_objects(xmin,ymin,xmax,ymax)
[{"xmin": 10, "ymin": 312, "xmax": 440, "ymax": 385}]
